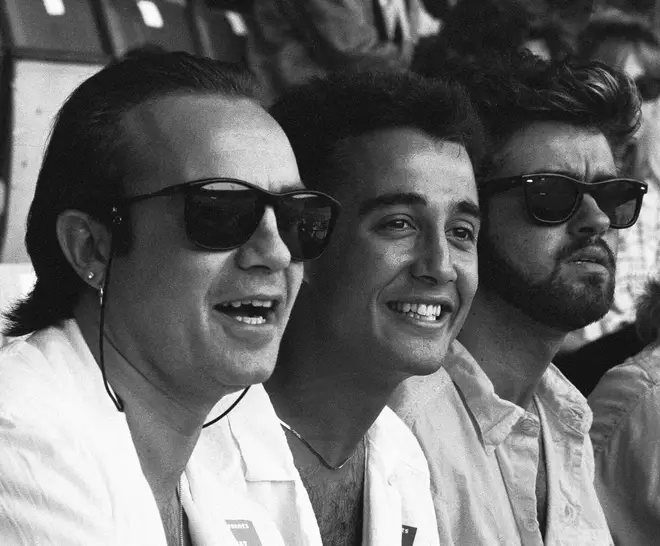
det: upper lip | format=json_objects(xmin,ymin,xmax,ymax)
[
  {"xmin": 387, "ymin": 295, "xmax": 455, "ymax": 314},
  {"xmin": 566, "ymin": 247, "xmax": 612, "ymax": 267}
]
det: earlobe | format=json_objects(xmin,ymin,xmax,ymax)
[{"xmin": 56, "ymin": 210, "xmax": 112, "ymax": 288}]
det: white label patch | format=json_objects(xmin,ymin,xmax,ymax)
[
  {"xmin": 137, "ymin": 0, "xmax": 164, "ymax": 29},
  {"xmin": 42, "ymin": 0, "xmax": 66, "ymax": 16}
]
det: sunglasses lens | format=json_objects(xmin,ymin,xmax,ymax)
[
  {"xmin": 593, "ymin": 180, "xmax": 641, "ymax": 228},
  {"xmin": 185, "ymin": 181, "xmax": 337, "ymax": 259},
  {"xmin": 526, "ymin": 176, "xmax": 578, "ymax": 223},
  {"xmin": 186, "ymin": 182, "xmax": 262, "ymax": 249},
  {"xmin": 277, "ymin": 194, "xmax": 337, "ymax": 260}
]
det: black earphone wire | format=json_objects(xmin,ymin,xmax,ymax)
[{"xmin": 98, "ymin": 207, "xmax": 249, "ymax": 425}]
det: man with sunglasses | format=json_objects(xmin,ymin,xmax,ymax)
[
  {"xmin": 199, "ymin": 69, "xmax": 485, "ymax": 545},
  {"xmin": 390, "ymin": 53, "xmax": 643, "ymax": 545},
  {"xmin": 0, "ymin": 51, "xmax": 339, "ymax": 545}
]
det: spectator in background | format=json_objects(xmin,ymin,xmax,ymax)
[
  {"xmin": 245, "ymin": 0, "xmax": 422, "ymax": 104},
  {"xmin": 554, "ymin": 10, "xmax": 660, "ymax": 395},
  {"xmin": 589, "ymin": 275, "xmax": 660, "ymax": 546},
  {"xmin": 0, "ymin": 51, "xmax": 340, "ymax": 545},
  {"xmin": 390, "ymin": 53, "xmax": 643, "ymax": 545}
]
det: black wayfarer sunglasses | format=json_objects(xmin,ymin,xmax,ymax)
[
  {"xmin": 479, "ymin": 173, "xmax": 648, "ymax": 229},
  {"xmin": 113, "ymin": 177, "xmax": 341, "ymax": 261}
]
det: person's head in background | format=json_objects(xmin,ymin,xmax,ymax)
[
  {"xmin": 635, "ymin": 276, "xmax": 660, "ymax": 346},
  {"xmin": 413, "ymin": 0, "xmax": 573, "ymax": 76},
  {"xmin": 578, "ymin": 9, "xmax": 660, "ymax": 177}
]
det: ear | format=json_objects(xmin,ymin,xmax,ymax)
[{"xmin": 56, "ymin": 210, "xmax": 113, "ymax": 289}]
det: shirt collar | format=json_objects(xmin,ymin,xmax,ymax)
[
  {"xmin": 445, "ymin": 341, "xmax": 591, "ymax": 446},
  {"xmin": 222, "ymin": 384, "xmax": 300, "ymax": 482}
]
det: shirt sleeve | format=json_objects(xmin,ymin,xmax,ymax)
[
  {"xmin": 295, "ymin": 0, "xmax": 418, "ymax": 70},
  {"xmin": 0, "ymin": 411, "xmax": 113, "ymax": 545},
  {"xmin": 590, "ymin": 367, "xmax": 660, "ymax": 546}
]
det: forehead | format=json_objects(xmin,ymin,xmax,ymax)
[
  {"xmin": 491, "ymin": 121, "xmax": 616, "ymax": 181},
  {"xmin": 335, "ymin": 128, "xmax": 477, "ymax": 208},
  {"xmin": 122, "ymin": 94, "xmax": 301, "ymax": 193}
]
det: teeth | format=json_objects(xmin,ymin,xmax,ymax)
[
  {"xmin": 219, "ymin": 299, "xmax": 275, "ymax": 308},
  {"xmin": 234, "ymin": 316, "xmax": 267, "ymax": 325},
  {"xmin": 389, "ymin": 301, "xmax": 444, "ymax": 320}
]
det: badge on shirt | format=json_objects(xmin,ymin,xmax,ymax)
[
  {"xmin": 402, "ymin": 525, "xmax": 417, "ymax": 546},
  {"xmin": 226, "ymin": 519, "xmax": 263, "ymax": 546}
]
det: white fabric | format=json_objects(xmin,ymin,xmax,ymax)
[
  {"xmin": 389, "ymin": 340, "xmax": 613, "ymax": 546},
  {"xmin": 197, "ymin": 384, "xmax": 440, "ymax": 546},
  {"xmin": 0, "ymin": 319, "xmax": 285, "ymax": 545},
  {"xmin": 589, "ymin": 341, "xmax": 660, "ymax": 546}
]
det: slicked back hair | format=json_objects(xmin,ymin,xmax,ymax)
[
  {"xmin": 435, "ymin": 52, "xmax": 641, "ymax": 178},
  {"xmin": 269, "ymin": 69, "xmax": 486, "ymax": 196},
  {"xmin": 5, "ymin": 51, "xmax": 260, "ymax": 336}
]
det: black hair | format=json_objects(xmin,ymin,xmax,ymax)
[
  {"xmin": 436, "ymin": 52, "xmax": 641, "ymax": 177},
  {"xmin": 4, "ymin": 51, "xmax": 259, "ymax": 336},
  {"xmin": 269, "ymin": 69, "xmax": 485, "ymax": 196}
]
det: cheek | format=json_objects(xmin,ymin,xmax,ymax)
[{"xmin": 455, "ymin": 251, "xmax": 479, "ymax": 305}]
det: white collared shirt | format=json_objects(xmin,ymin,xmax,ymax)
[
  {"xmin": 589, "ymin": 341, "xmax": 660, "ymax": 545},
  {"xmin": 389, "ymin": 341, "xmax": 613, "ymax": 546},
  {"xmin": 197, "ymin": 384, "xmax": 440, "ymax": 546},
  {"xmin": 0, "ymin": 320, "xmax": 284, "ymax": 545}
]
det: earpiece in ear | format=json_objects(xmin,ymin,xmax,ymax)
[{"xmin": 111, "ymin": 206, "xmax": 123, "ymax": 226}]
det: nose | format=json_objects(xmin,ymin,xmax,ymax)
[
  {"xmin": 410, "ymin": 230, "xmax": 458, "ymax": 285},
  {"xmin": 568, "ymin": 193, "xmax": 611, "ymax": 238},
  {"xmin": 235, "ymin": 207, "xmax": 292, "ymax": 271}
]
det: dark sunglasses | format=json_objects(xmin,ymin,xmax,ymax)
[
  {"xmin": 115, "ymin": 178, "xmax": 341, "ymax": 261},
  {"xmin": 479, "ymin": 173, "xmax": 648, "ymax": 229},
  {"xmin": 635, "ymin": 74, "xmax": 660, "ymax": 102}
]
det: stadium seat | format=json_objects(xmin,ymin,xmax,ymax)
[
  {"xmin": 188, "ymin": 0, "xmax": 247, "ymax": 62},
  {"xmin": 95, "ymin": 0, "xmax": 197, "ymax": 57},
  {"xmin": 0, "ymin": 0, "xmax": 108, "ymax": 263}
]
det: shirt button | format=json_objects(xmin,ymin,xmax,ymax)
[
  {"xmin": 519, "ymin": 419, "xmax": 539, "ymax": 436},
  {"xmin": 564, "ymin": 504, "xmax": 575, "ymax": 521}
]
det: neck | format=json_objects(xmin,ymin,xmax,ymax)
[
  {"xmin": 74, "ymin": 303, "xmax": 210, "ymax": 505},
  {"xmin": 457, "ymin": 289, "xmax": 565, "ymax": 409},
  {"xmin": 268, "ymin": 307, "xmax": 400, "ymax": 467}
]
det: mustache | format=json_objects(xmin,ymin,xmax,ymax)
[{"xmin": 556, "ymin": 237, "xmax": 616, "ymax": 269}]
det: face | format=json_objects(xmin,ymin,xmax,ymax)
[
  {"xmin": 307, "ymin": 129, "xmax": 480, "ymax": 378},
  {"xmin": 479, "ymin": 122, "xmax": 618, "ymax": 332},
  {"xmin": 106, "ymin": 95, "xmax": 304, "ymax": 403}
]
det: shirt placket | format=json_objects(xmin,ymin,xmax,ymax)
[{"xmin": 496, "ymin": 414, "xmax": 544, "ymax": 546}]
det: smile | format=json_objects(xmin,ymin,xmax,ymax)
[
  {"xmin": 214, "ymin": 299, "xmax": 278, "ymax": 325},
  {"xmin": 387, "ymin": 301, "xmax": 445, "ymax": 322}
]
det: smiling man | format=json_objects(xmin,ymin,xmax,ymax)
[
  {"xmin": 0, "ymin": 52, "xmax": 339, "ymax": 545},
  {"xmin": 390, "ymin": 54, "xmax": 644, "ymax": 545},
  {"xmin": 199, "ymin": 70, "xmax": 485, "ymax": 546}
]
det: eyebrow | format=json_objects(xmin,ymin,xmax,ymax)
[
  {"xmin": 358, "ymin": 192, "xmax": 427, "ymax": 217},
  {"xmin": 358, "ymin": 191, "xmax": 481, "ymax": 220}
]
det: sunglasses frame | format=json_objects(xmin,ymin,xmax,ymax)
[
  {"xmin": 114, "ymin": 177, "xmax": 341, "ymax": 260},
  {"xmin": 479, "ymin": 173, "xmax": 648, "ymax": 229}
]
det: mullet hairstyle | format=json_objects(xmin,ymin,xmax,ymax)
[
  {"xmin": 437, "ymin": 52, "xmax": 641, "ymax": 178},
  {"xmin": 4, "ymin": 51, "xmax": 259, "ymax": 337},
  {"xmin": 269, "ymin": 69, "xmax": 486, "ymax": 196}
]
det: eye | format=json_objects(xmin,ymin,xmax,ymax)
[
  {"xmin": 448, "ymin": 225, "xmax": 477, "ymax": 243},
  {"xmin": 376, "ymin": 216, "xmax": 417, "ymax": 233}
]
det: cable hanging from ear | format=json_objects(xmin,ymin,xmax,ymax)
[{"xmin": 99, "ymin": 208, "xmax": 123, "ymax": 412}]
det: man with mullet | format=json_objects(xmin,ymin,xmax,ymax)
[
  {"xmin": 198, "ymin": 69, "xmax": 485, "ymax": 545},
  {"xmin": 391, "ymin": 53, "xmax": 644, "ymax": 545}
]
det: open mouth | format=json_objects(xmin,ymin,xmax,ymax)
[
  {"xmin": 214, "ymin": 299, "xmax": 278, "ymax": 325},
  {"xmin": 387, "ymin": 301, "xmax": 449, "ymax": 322}
]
